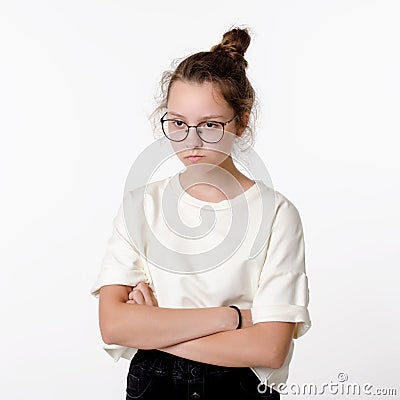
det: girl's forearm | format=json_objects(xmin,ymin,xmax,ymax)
[
  {"xmin": 156, "ymin": 325, "xmax": 286, "ymax": 369},
  {"xmin": 104, "ymin": 303, "xmax": 239, "ymax": 349}
]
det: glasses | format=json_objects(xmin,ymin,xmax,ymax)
[{"xmin": 160, "ymin": 111, "xmax": 237, "ymax": 143}]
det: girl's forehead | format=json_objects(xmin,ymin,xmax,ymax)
[{"xmin": 167, "ymin": 80, "xmax": 231, "ymax": 117}]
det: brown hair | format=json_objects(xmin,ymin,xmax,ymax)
[{"xmin": 150, "ymin": 26, "xmax": 258, "ymax": 153}]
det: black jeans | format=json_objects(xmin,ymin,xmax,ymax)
[{"xmin": 126, "ymin": 349, "xmax": 280, "ymax": 400}]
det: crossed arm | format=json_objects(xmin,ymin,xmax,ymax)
[{"xmin": 98, "ymin": 283, "xmax": 295, "ymax": 369}]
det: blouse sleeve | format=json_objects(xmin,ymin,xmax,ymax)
[
  {"xmin": 90, "ymin": 203, "xmax": 149, "ymax": 299},
  {"xmin": 250, "ymin": 192, "xmax": 311, "ymax": 339}
]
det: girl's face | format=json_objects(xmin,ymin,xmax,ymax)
[{"xmin": 166, "ymin": 80, "xmax": 245, "ymax": 170}]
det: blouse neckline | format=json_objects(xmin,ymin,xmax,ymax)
[{"xmin": 169, "ymin": 171, "xmax": 261, "ymax": 210}]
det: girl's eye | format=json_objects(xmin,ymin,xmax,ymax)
[
  {"xmin": 203, "ymin": 122, "xmax": 219, "ymax": 129},
  {"xmin": 173, "ymin": 120, "xmax": 186, "ymax": 128}
]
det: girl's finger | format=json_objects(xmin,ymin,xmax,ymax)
[
  {"xmin": 136, "ymin": 282, "xmax": 156, "ymax": 306},
  {"xmin": 150, "ymin": 290, "xmax": 158, "ymax": 307},
  {"xmin": 128, "ymin": 290, "xmax": 135, "ymax": 300},
  {"xmin": 129, "ymin": 289, "xmax": 146, "ymax": 305}
]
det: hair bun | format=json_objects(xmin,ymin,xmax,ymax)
[{"xmin": 210, "ymin": 27, "xmax": 251, "ymax": 68}]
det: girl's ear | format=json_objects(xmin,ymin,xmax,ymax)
[{"xmin": 236, "ymin": 112, "xmax": 250, "ymax": 137}]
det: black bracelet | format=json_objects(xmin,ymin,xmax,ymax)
[{"xmin": 228, "ymin": 305, "xmax": 242, "ymax": 329}]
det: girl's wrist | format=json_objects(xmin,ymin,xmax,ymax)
[{"xmin": 228, "ymin": 305, "xmax": 242, "ymax": 329}]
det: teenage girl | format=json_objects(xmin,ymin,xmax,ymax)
[{"xmin": 91, "ymin": 26, "xmax": 311, "ymax": 400}]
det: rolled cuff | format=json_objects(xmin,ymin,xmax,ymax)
[
  {"xmin": 251, "ymin": 304, "xmax": 311, "ymax": 339},
  {"xmin": 90, "ymin": 268, "xmax": 148, "ymax": 299},
  {"xmin": 102, "ymin": 344, "xmax": 138, "ymax": 362}
]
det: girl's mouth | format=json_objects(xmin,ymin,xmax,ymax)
[{"xmin": 186, "ymin": 156, "xmax": 204, "ymax": 163}]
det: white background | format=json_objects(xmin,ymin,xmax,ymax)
[{"xmin": 1, "ymin": 1, "xmax": 399, "ymax": 399}]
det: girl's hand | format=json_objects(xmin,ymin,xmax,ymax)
[{"xmin": 126, "ymin": 282, "xmax": 158, "ymax": 307}]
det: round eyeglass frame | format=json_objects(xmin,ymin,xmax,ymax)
[{"xmin": 160, "ymin": 111, "xmax": 238, "ymax": 143}]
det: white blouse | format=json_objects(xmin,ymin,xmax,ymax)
[{"xmin": 90, "ymin": 171, "xmax": 311, "ymax": 392}]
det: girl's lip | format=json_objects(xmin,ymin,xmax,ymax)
[{"xmin": 186, "ymin": 156, "xmax": 203, "ymax": 162}]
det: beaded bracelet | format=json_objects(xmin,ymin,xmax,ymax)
[{"xmin": 228, "ymin": 305, "xmax": 242, "ymax": 329}]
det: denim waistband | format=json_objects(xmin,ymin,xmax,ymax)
[{"xmin": 134, "ymin": 349, "xmax": 244, "ymax": 375}]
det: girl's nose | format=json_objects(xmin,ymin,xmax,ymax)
[{"xmin": 185, "ymin": 126, "xmax": 204, "ymax": 147}]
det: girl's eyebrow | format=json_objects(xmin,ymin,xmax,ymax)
[{"xmin": 168, "ymin": 111, "xmax": 225, "ymax": 120}]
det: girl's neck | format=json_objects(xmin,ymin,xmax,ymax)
[{"xmin": 180, "ymin": 156, "xmax": 255, "ymax": 202}]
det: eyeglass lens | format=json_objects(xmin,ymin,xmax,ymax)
[{"xmin": 162, "ymin": 120, "xmax": 224, "ymax": 143}]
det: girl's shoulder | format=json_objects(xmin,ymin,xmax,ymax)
[
  {"xmin": 255, "ymin": 181, "xmax": 303, "ymax": 227},
  {"xmin": 254, "ymin": 180, "xmax": 298, "ymax": 209},
  {"xmin": 124, "ymin": 176, "xmax": 172, "ymax": 201}
]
